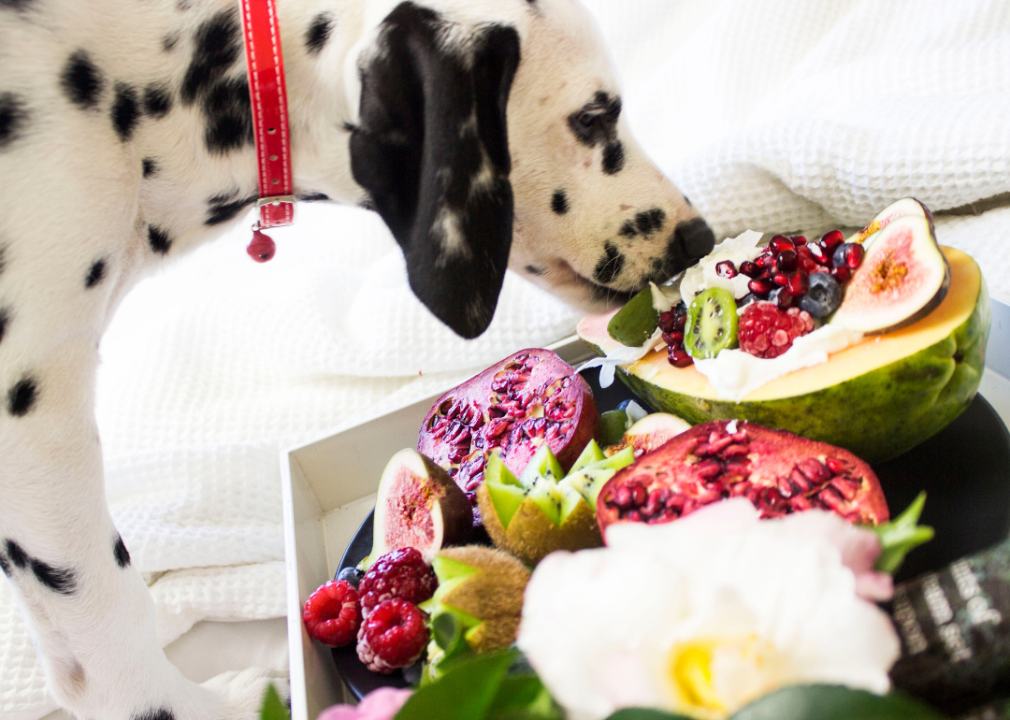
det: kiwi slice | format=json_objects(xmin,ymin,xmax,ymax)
[
  {"xmin": 607, "ymin": 286, "xmax": 658, "ymax": 347},
  {"xmin": 684, "ymin": 287, "xmax": 738, "ymax": 359}
]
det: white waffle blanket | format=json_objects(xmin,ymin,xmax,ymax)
[{"xmin": 4, "ymin": 0, "xmax": 1010, "ymax": 716}]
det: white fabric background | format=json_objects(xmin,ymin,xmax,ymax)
[{"xmin": 4, "ymin": 0, "xmax": 1010, "ymax": 716}]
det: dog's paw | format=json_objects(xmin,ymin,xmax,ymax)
[{"xmin": 199, "ymin": 668, "xmax": 290, "ymax": 720}]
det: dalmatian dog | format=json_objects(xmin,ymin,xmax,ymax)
[{"xmin": 0, "ymin": 0, "xmax": 714, "ymax": 717}]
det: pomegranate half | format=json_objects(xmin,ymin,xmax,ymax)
[
  {"xmin": 418, "ymin": 349, "xmax": 599, "ymax": 525},
  {"xmin": 597, "ymin": 420, "xmax": 889, "ymax": 539}
]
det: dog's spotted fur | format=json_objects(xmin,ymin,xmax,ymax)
[{"xmin": 0, "ymin": 0, "xmax": 712, "ymax": 717}]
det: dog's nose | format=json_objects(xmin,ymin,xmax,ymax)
[{"xmin": 673, "ymin": 218, "xmax": 716, "ymax": 260}]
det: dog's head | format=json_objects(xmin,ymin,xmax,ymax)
[{"xmin": 348, "ymin": 0, "xmax": 713, "ymax": 338}]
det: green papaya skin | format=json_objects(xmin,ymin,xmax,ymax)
[{"xmin": 591, "ymin": 277, "xmax": 990, "ymax": 464}]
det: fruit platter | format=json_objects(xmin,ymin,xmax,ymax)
[{"xmin": 294, "ymin": 200, "xmax": 1010, "ymax": 720}]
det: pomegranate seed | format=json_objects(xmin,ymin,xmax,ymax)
[
  {"xmin": 820, "ymin": 230, "xmax": 845, "ymax": 251},
  {"xmin": 817, "ymin": 486, "xmax": 847, "ymax": 512},
  {"xmin": 739, "ymin": 261, "xmax": 761, "ymax": 278},
  {"xmin": 797, "ymin": 459, "xmax": 831, "ymax": 484},
  {"xmin": 789, "ymin": 235, "xmax": 807, "ymax": 245},
  {"xmin": 658, "ymin": 311, "xmax": 676, "ymax": 334},
  {"xmin": 668, "ymin": 348, "xmax": 694, "ymax": 368},
  {"xmin": 722, "ymin": 443, "xmax": 748, "ymax": 457},
  {"xmin": 631, "ymin": 484, "xmax": 648, "ymax": 506},
  {"xmin": 715, "ymin": 260, "xmax": 738, "ymax": 278},
  {"xmin": 776, "ymin": 250, "xmax": 798, "ymax": 273},
  {"xmin": 756, "ymin": 254, "xmax": 774, "ymax": 269},
  {"xmin": 772, "ymin": 273, "xmax": 789, "ymax": 286},
  {"xmin": 790, "ymin": 495, "xmax": 813, "ymax": 511},
  {"xmin": 624, "ymin": 510, "xmax": 641, "ymax": 522},
  {"xmin": 695, "ymin": 460, "xmax": 722, "ymax": 479},
  {"xmin": 769, "ymin": 235, "xmax": 794, "ymax": 253},
  {"xmin": 844, "ymin": 243, "xmax": 865, "ymax": 269},
  {"xmin": 777, "ymin": 477, "xmax": 794, "ymax": 498},
  {"xmin": 769, "ymin": 287, "xmax": 793, "ymax": 309},
  {"xmin": 808, "ymin": 244, "xmax": 829, "ymax": 264},
  {"xmin": 748, "ymin": 278, "xmax": 774, "ymax": 296},
  {"xmin": 831, "ymin": 265, "xmax": 851, "ymax": 282},
  {"xmin": 825, "ymin": 457, "xmax": 850, "ymax": 475},
  {"xmin": 790, "ymin": 469, "xmax": 811, "ymax": 493},
  {"xmin": 787, "ymin": 272, "xmax": 809, "ymax": 296},
  {"xmin": 830, "ymin": 477, "xmax": 860, "ymax": 501}
]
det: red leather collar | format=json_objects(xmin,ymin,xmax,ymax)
[{"xmin": 239, "ymin": 0, "xmax": 294, "ymax": 261}]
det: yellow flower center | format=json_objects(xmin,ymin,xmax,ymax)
[
  {"xmin": 670, "ymin": 644, "xmax": 724, "ymax": 713},
  {"xmin": 667, "ymin": 635, "xmax": 782, "ymax": 720}
]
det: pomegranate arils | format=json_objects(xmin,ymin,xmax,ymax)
[
  {"xmin": 715, "ymin": 260, "xmax": 738, "ymax": 278},
  {"xmin": 769, "ymin": 235, "xmax": 794, "ymax": 253},
  {"xmin": 832, "ymin": 242, "xmax": 865, "ymax": 270},
  {"xmin": 808, "ymin": 243, "xmax": 829, "ymax": 264},
  {"xmin": 739, "ymin": 260, "xmax": 761, "ymax": 278},
  {"xmin": 831, "ymin": 264, "xmax": 852, "ymax": 282},
  {"xmin": 663, "ymin": 301, "xmax": 694, "ymax": 369},
  {"xmin": 748, "ymin": 278, "xmax": 774, "ymax": 296},
  {"xmin": 597, "ymin": 421, "xmax": 889, "ymax": 535},
  {"xmin": 787, "ymin": 272, "xmax": 809, "ymax": 297},
  {"xmin": 418, "ymin": 350, "xmax": 598, "ymax": 524},
  {"xmin": 820, "ymin": 229, "xmax": 845, "ymax": 252},
  {"xmin": 775, "ymin": 249, "xmax": 798, "ymax": 272},
  {"xmin": 658, "ymin": 310, "xmax": 676, "ymax": 334},
  {"xmin": 769, "ymin": 287, "xmax": 793, "ymax": 309}
]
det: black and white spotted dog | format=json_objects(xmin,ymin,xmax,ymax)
[{"xmin": 0, "ymin": 0, "xmax": 714, "ymax": 717}]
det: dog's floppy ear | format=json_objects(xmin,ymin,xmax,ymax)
[{"xmin": 350, "ymin": 3, "xmax": 520, "ymax": 339}]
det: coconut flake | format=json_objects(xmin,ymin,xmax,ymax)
[
  {"xmin": 577, "ymin": 328, "xmax": 667, "ymax": 388},
  {"xmin": 680, "ymin": 229, "xmax": 764, "ymax": 302}
]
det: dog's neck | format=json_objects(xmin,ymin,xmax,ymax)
[{"xmin": 128, "ymin": 0, "xmax": 370, "ymax": 256}]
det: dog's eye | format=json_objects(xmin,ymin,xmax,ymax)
[{"xmin": 577, "ymin": 112, "xmax": 596, "ymax": 129}]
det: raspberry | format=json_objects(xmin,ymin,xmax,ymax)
[
  {"xmin": 302, "ymin": 580, "xmax": 361, "ymax": 648},
  {"xmin": 356, "ymin": 599, "xmax": 429, "ymax": 674},
  {"xmin": 359, "ymin": 548, "xmax": 437, "ymax": 618},
  {"xmin": 738, "ymin": 302, "xmax": 815, "ymax": 359}
]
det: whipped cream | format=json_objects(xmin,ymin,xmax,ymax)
[
  {"xmin": 680, "ymin": 229, "xmax": 764, "ymax": 301},
  {"xmin": 693, "ymin": 323, "xmax": 863, "ymax": 401}
]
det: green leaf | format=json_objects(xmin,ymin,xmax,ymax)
[
  {"xmin": 395, "ymin": 650, "xmax": 516, "ymax": 720},
  {"xmin": 867, "ymin": 492, "xmax": 935, "ymax": 574},
  {"xmin": 486, "ymin": 676, "xmax": 563, "ymax": 719},
  {"xmin": 604, "ymin": 710, "xmax": 694, "ymax": 720},
  {"xmin": 259, "ymin": 684, "xmax": 290, "ymax": 720},
  {"xmin": 729, "ymin": 685, "xmax": 947, "ymax": 720}
]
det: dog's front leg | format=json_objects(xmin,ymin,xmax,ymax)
[{"xmin": 0, "ymin": 327, "xmax": 275, "ymax": 718}]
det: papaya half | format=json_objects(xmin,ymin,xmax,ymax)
[{"xmin": 578, "ymin": 247, "xmax": 990, "ymax": 464}]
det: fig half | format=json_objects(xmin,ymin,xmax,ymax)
[
  {"xmin": 367, "ymin": 449, "xmax": 473, "ymax": 567},
  {"xmin": 832, "ymin": 213, "xmax": 950, "ymax": 334}
]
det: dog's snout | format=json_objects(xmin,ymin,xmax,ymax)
[{"xmin": 674, "ymin": 217, "xmax": 716, "ymax": 260}]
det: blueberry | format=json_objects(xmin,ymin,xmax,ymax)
[
  {"xmin": 737, "ymin": 292, "xmax": 760, "ymax": 307},
  {"xmin": 799, "ymin": 273, "xmax": 843, "ymax": 319},
  {"xmin": 336, "ymin": 566, "xmax": 363, "ymax": 589},
  {"xmin": 617, "ymin": 399, "xmax": 634, "ymax": 412}
]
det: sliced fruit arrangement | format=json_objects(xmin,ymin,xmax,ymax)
[
  {"xmin": 420, "ymin": 546, "xmax": 531, "ymax": 679},
  {"xmin": 364, "ymin": 449, "xmax": 473, "ymax": 569},
  {"xmin": 581, "ymin": 199, "xmax": 989, "ymax": 463},
  {"xmin": 596, "ymin": 420, "xmax": 890, "ymax": 539},
  {"xmin": 476, "ymin": 442, "xmax": 634, "ymax": 566},
  {"xmin": 417, "ymin": 349, "xmax": 599, "ymax": 525}
]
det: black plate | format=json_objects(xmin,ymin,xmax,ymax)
[{"xmin": 333, "ymin": 366, "xmax": 1010, "ymax": 699}]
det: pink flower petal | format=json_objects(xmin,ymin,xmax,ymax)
[{"xmin": 317, "ymin": 688, "xmax": 413, "ymax": 720}]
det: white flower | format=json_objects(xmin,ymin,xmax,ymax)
[{"xmin": 517, "ymin": 500, "xmax": 900, "ymax": 720}]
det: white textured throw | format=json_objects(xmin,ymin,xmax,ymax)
[{"xmin": 4, "ymin": 1, "xmax": 1010, "ymax": 716}]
